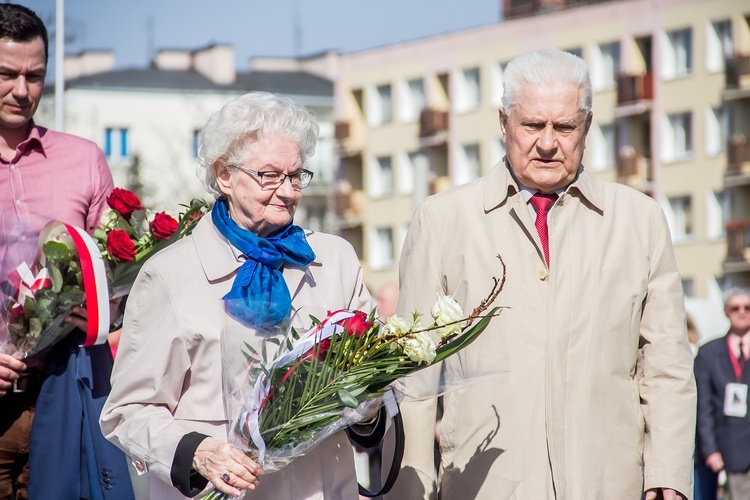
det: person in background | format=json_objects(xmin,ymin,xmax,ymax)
[
  {"xmin": 389, "ymin": 49, "xmax": 695, "ymax": 499},
  {"xmin": 689, "ymin": 313, "xmax": 719, "ymax": 500},
  {"xmin": 0, "ymin": 3, "xmax": 131, "ymax": 499},
  {"xmin": 695, "ymin": 288, "xmax": 750, "ymax": 500},
  {"xmin": 101, "ymin": 91, "xmax": 385, "ymax": 499}
]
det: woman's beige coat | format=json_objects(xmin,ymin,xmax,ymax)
[
  {"xmin": 101, "ymin": 215, "xmax": 374, "ymax": 499},
  {"xmin": 388, "ymin": 163, "xmax": 696, "ymax": 499}
]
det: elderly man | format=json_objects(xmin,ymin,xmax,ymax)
[
  {"xmin": 389, "ymin": 50, "xmax": 695, "ymax": 499},
  {"xmin": 695, "ymin": 288, "xmax": 750, "ymax": 500}
]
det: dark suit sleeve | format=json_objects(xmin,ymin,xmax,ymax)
[{"xmin": 695, "ymin": 347, "xmax": 719, "ymax": 460}]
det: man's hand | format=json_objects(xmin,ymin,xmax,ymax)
[
  {"xmin": 193, "ymin": 437, "xmax": 264, "ymax": 497},
  {"xmin": 645, "ymin": 488, "xmax": 685, "ymax": 500},
  {"xmin": 705, "ymin": 451, "xmax": 724, "ymax": 473},
  {"xmin": 65, "ymin": 297, "xmax": 123, "ymax": 332},
  {"xmin": 0, "ymin": 352, "xmax": 26, "ymax": 397}
]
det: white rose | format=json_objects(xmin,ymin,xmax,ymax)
[
  {"xmin": 403, "ymin": 331, "xmax": 436, "ymax": 365},
  {"xmin": 100, "ymin": 208, "xmax": 118, "ymax": 228},
  {"xmin": 431, "ymin": 292, "xmax": 465, "ymax": 338},
  {"xmin": 382, "ymin": 315, "xmax": 411, "ymax": 336}
]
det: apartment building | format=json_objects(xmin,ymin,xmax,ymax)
[
  {"xmin": 36, "ymin": 46, "xmax": 337, "ymax": 232},
  {"xmin": 333, "ymin": 0, "xmax": 749, "ymax": 337}
]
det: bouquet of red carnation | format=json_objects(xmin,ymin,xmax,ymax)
[
  {"xmin": 0, "ymin": 189, "xmax": 209, "ymax": 360},
  {"xmin": 203, "ymin": 259, "xmax": 507, "ymax": 499}
]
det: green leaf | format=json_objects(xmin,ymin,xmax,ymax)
[
  {"xmin": 28, "ymin": 317, "xmax": 42, "ymax": 338},
  {"xmin": 43, "ymin": 240, "xmax": 71, "ymax": 261},
  {"xmin": 337, "ymin": 389, "xmax": 359, "ymax": 408},
  {"xmin": 48, "ymin": 263, "xmax": 63, "ymax": 293}
]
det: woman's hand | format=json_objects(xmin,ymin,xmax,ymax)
[{"xmin": 193, "ymin": 437, "xmax": 264, "ymax": 497}]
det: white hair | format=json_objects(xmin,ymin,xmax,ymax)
[
  {"xmin": 724, "ymin": 287, "xmax": 750, "ymax": 306},
  {"xmin": 196, "ymin": 91, "xmax": 320, "ymax": 198},
  {"xmin": 501, "ymin": 49, "xmax": 592, "ymax": 116}
]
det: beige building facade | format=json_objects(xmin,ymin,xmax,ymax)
[{"xmin": 333, "ymin": 0, "xmax": 750, "ymax": 339}]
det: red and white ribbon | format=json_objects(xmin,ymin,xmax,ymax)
[
  {"xmin": 8, "ymin": 261, "xmax": 52, "ymax": 311},
  {"xmin": 40, "ymin": 222, "xmax": 110, "ymax": 347}
]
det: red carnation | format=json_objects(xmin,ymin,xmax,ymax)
[
  {"xmin": 107, "ymin": 188, "xmax": 144, "ymax": 220},
  {"xmin": 106, "ymin": 229, "xmax": 137, "ymax": 262},
  {"xmin": 340, "ymin": 311, "xmax": 374, "ymax": 338},
  {"xmin": 149, "ymin": 212, "xmax": 179, "ymax": 240}
]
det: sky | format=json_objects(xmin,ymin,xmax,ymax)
[{"xmin": 15, "ymin": 0, "xmax": 501, "ymax": 75}]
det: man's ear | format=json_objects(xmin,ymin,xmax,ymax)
[{"xmin": 499, "ymin": 107, "xmax": 508, "ymax": 138}]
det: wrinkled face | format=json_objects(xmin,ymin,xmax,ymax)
[
  {"xmin": 0, "ymin": 37, "xmax": 46, "ymax": 132},
  {"xmin": 726, "ymin": 293, "xmax": 750, "ymax": 334},
  {"xmin": 500, "ymin": 83, "xmax": 591, "ymax": 193},
  {"xmin": 216, "ymin": 135, "xmax": 303, "ymax": 237}
]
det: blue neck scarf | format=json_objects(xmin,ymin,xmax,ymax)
[{"xmin": 212, "ymin": 199, "xmax": 315, "ymax": 328}]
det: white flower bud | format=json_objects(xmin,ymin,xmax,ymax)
[
  {"xmin": 431, "ymin": 292, "xmax": 465, "ymax": 338},
  {"xmin": 403, "ymin": 331, "xmax": 436, "ymax": 365}
]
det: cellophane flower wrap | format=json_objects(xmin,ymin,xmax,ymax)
[
  {"xmin": 203, "ymin": 258, "xmax": 507, "ymax": 500},
  {"xmin": 0, "ymin": 189, "xmax": 209, "ymax": 360}
]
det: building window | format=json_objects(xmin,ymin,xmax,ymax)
[
  {"xmin": 491, "ymin": 137, "xmax": 506, "ymax": 165},
  {"xmin": 706, "ymin": 20, "xmax": 732, "ymax": 73},
  {"xmin": 589, "ymin": 122, "xmax": 615, "ymax": 171},
  {"xmin": 661, "ymin": 28, "xmax": 693, "ymax": 79},
  {"xmin": 104, "ymin": 128, "xmax": 130, "ymax": 159},
  {"xmin": 367, "ymin": 84, "xmax": 392, "ymax": 126},
  {"xmin": 706, "ymin": 190, "xmax": 728, "ymax": 240},
  {"xmin": 398, "ymin": 78, "xmax": 425, "ymax": 122},
  {"xmin": 565, "ymin": 47, "xmax": 583, "ymax": 59},
  {"xmin": 663, "ymin": 195, "xmax": 693, "ymax": 242},
  {"xmin": 455, "ymin": 143, "xmax": 480, "ymax": 185},
  {"xmin": 492, "ymin": 62, "xmax": 508, "ymax": 106},
  {"xmin": 192, "ymin": 129, "xmax": 200, "ymax": 158},
  {"xmin": 368, "ymin": 226, "xmax": 394, "ymax": 270},
  {"xmin": 456, "ymin": 67, "xmax": 481, "ymax": 112},
  {"xmin": 661, "ymin": 112, "xmax": 692, "ymax": 162},
  {"xmin": 706, "ymin": 105, "xmax": 728, "ymax": 157},
  {"xmin": 397, "ymin": 151, "xmax": 425, "ymax": 195},
  {"xmin": 681, "ymin": 278, "xmax": 694, "ymax": 298},
  {"xmin": 367, "ymin": 155, "xmax": 393, "ymax": 198},
  {"xmin": 591, "ymin": 41, "xmax": 620, "ymax": 90}
]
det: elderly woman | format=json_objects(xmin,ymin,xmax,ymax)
[{"xmin": 101, "ymin": 92, "xmax": 376, "ymax": 499}]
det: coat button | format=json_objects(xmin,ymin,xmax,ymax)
[
  {"xmin": 133, "ymin": 460, "xmax": 146, "ymax": 473},
  {"xmin": 101, "ymin": 468, "xmax": 110, "ymax": 477},
  {"xmin": 104, "ymin": 484, "xmax": 113, "ymax": 490},
  {"xmin": 538, "ymin": 269, "xmax": 548, "ymax": 281}
]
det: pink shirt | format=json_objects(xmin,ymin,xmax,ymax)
[{"xmin": 0, "ymin": 124, "xmax": 114, "ymax": 268}]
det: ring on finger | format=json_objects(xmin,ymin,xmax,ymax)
[{"xmin": 222, "ymin": 472, "xmax": 231, "ymax": 483}]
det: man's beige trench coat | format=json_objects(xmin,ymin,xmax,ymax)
[
  {"xmin": 101, "ymin": 214, "xmax": 374, "ymax": 499},
  {"xmin": 388, "ymin": 163, "xmax": 696, "ymax": 500}
]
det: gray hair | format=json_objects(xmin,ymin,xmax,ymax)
[
  {"xmin": 501, "ymin": 49, "xmax": 592, "ymax": 116},
  {"xmin": 723, "ymin": 287, "xmax": 750, "ymax": 306},
  {"xmin": 196, "ymin": 91, "xmax": 320, "ymax": 198}
]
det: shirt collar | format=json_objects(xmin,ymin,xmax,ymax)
[
  {"xmin": 483, "ymin": 157, "xmax": 604, "ymax": 213},
  {"xmin": 4, "ymin": 123, "xmax": 47, "ymax": 162}
]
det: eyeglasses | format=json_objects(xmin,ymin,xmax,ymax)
[
  {"xmin": 229, "ymin": 164, "xmax": 314, "ymax": 190},
  {"xmin": 728, "ymin": 305, "xmax": 750, "ymax": 313}
]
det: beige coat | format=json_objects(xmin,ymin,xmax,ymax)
[
  {"xmin": 101, "ymin": 215, "xmax": 374, "ymax": 499},
  {"xmin": 388, "ymin": 163, "xmax": 696, "ymax": 499}
]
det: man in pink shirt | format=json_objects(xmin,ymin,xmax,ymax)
[{"xmin": 0, "ymin": 4, "xmax": 131, "ymax": 499}]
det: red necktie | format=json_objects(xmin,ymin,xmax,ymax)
[{"xmin": 530, "ymin": 193, "xmax": 558, "ymax": 267}]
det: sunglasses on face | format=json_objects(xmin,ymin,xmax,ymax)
[{"xmin": 728, "ymin": 304, "xmax": 750, "ymax": 313}]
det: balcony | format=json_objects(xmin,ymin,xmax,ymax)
[
  {"xmin": 617, "ymin": 73, "xmax": 653, "ymax": 105},
  {"xmin": 726, "ymin": 219, "xmax": 750, "ymax": 270},
  {"xmin": 616, "ymin": 148, "xmax": 652, "ymax": 189},
  {"xmin": 727, "ymin": 135, "xmax": 750, "ymax": 184},
  {"xmin": 334, "ymin": 121, "xmax": 350, "ymax": 141},
  {"xmin": 726, "ymin": 53, "xmax": 750, "ymax": 89},
  {"xmin": 419, "ymin": 108, "xmax": 449, "ymax": 139},
  {"xmin": 333, "ymin": 184, "xmax": 366, "ymax": 221}
]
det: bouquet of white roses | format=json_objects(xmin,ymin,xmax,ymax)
[
  {"xmin": 0, "ymin": 189, "xmax": 209, "ymax": 360},
  {"xmin": 203, "ymin": 258, "xmax": 507, "ymax": 500}
]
